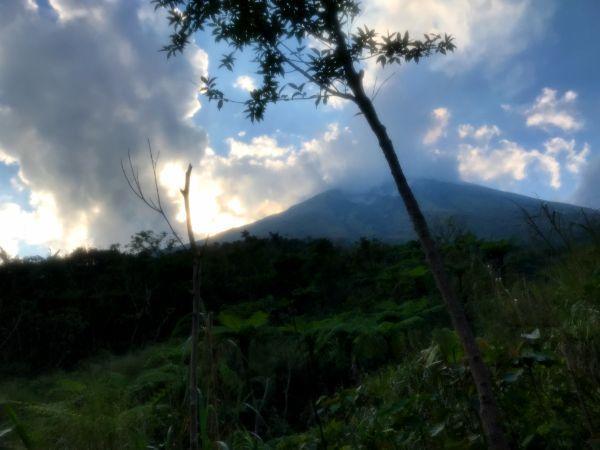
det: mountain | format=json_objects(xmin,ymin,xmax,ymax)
[{"xmin": 217, "ymin": 179, "xmax": 592, "ymax": 243}]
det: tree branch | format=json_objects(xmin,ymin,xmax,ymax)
[
  {"xmin": 121, "ymin": 144, "xmax": 185, "ymax": 248},
  {"xmin": 277, "ymin": 44, "xmax": 355, "ymax": 101}
]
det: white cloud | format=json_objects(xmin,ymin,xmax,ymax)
[
  {"xmin": 233, "ymin": 75, "xmax": 257, "ymax": 92},
  {"xmin": 455, "ymin": 123, "xmax": 591, "ymax": 191},
  {"xmin": 310, "ymin": 0, "xmax": 553, "ymax": 94},
  {"xmin": 23, "ymin": 0, "xmax": 38, "ymax": 12},
  {"xmin": 458, "ymin": 124, "xmax": 501, "ymax": 141},
  {"xmin": 227, "ymin": 135, "xmax": 290, "ymax": 159},
  {"xmin": 525, "ymin": 88, "xmax": 583, "ymax": 132},
  {"xmin": 48, "ymin": 0, "xmax": 105, "ymax": 23},
  {"xmin": 0, "ymin": 148, "xmax": 18, "ymax": 166},
  {"xmin": 360, "ymin": 0, "xmax": 552, "ymax": 75},
  {"xmin": 423, "ymin": 107, "xmax": 450, "ymax": 145},
  {"xmin": 156, "ymin": 123, "xmax": 361, "ymax": 237},
  {"xmin": 0, "ymin": 191, "xmax": 94, "ymax": 257},
  {"xmin": 324, "ymin": 95, "xmax": 349, "ymax": 110},
  {"xmin": 458, "ymin": 139, "xmax": 562, "ymax": 189},
  {"xmin": 323, "ymin": 123, "xmax": 341, "ymax": 142},
  {"xmin": 544, "ymin": 137, "xmax": 590, "ymax": 174}
]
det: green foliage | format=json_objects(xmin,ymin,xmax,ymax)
[
  {"xmin": 0, "ymin": 235, "xmax": 431, "ymax": 371},
  {"xmin": 1, "ymin": 404, "xmax": 34, "ymax": 449},
  {"xmin": 153, "ymin": 0, "xmax": 454, "ymax": 121},
  {"xmin": 218, "ymin": 311, "xmax": 270, "ymax": 333},
  {"xmin": 0, "ymin": 342, "xmax": 189, "ymax": 449},
  {"xmin": 126, "ymin": 230, "xmax": 176, "ymax": 256},
  {"xmin": 1, "ymin": 234, "xmax": 598, "ymax": 448}
]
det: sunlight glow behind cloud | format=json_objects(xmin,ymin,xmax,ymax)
[
  {"xmin": 156, "ymin": 124, "xmax": 357, "ymax": 238},
  {"xmin": 0, "ymin": 190, "xmax": 91, "ymax": 257}
]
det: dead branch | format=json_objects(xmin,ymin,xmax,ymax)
[{"xmin": 121, "ymin": 140, "xmax": 185, "ymax": 247}]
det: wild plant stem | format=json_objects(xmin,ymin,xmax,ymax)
[{"xmin": 181, "ymin": 164, "xmax": 205, "ymax": 450}]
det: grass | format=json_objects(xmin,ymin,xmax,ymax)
[{"xmin": 0, "ymin": 341, "xmax": 188, "ymax": 449}]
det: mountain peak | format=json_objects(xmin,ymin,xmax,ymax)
[{"xmin": 217, "ymin": 179, "xmax": 589, "ymax": 243}]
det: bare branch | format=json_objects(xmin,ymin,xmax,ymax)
[
  {"xmin": 371, "ymin": 70, "xmax": 396, "ymax": 101},
  {"xmin": 181, "ymin": 164, "xmax": 199, "ymax": 256},
  {"xmin": 121, "ymin": 144, "xmax": 185, "ymax": 247}
]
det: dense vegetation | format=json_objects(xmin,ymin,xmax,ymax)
[{"xmin": 1, "ymin": 227, "xmax": 599, "ymax": 448}]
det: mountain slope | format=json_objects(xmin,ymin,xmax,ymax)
[{"xmin": 217, "ymin": 179, "xmax": 591, "ymax": 243}]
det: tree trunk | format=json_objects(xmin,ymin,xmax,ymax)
[
  {"xmin": 327, "ymin": 11, "xmax": 510, "ymax": 450},
  {"xmin": 189, "ymin": 258, "xmax": 200, "ymax": 450},
  {"xmin": 356, "ymin": 75, "xmax": 509, "ymax": 450},
  {"xmin": 181, "ymin": 164, "xmax": 203, "ymax": 450}
]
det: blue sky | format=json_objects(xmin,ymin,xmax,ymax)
[{"xmin": 0, "ymin": 0, "xmax": 598, "ymax": 256}]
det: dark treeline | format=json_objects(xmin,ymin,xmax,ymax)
[
  {"xmin": 1, "ymin": 230, "xmax": 599, "ymax": 448},
  {"xmin": 0, "ymin": 231, "xmax": 529, "ymax": 373},
  {"xmin": 0, "ymin": 232, "xmax": 428, "ymax": 371}
]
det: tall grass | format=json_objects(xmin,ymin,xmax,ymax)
[{"xmin": 0, "ymin": 342, "xmax": 188, "ymax": 449}]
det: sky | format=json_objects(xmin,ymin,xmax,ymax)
[{"xmin": 0, "ymin": 0, "xmax": 599, "ymax": 257}]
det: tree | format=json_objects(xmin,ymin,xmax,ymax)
[
  {"xmin": 0, "ymin": 247, "xmax": 10, "ymax": 265},
  {"xmin": 122, "ymin": 147, "xmax": 206, "ymax": 450},
  {"xmin": 153, "ymin": 1, "xmax": 509, "ymax": 448},
  {"xmin": 127, "ymin": 230, "xmax": 177, "ymax": 255}
]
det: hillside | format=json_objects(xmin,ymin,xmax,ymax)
[
  {"xmin": 217, "ymin": 179, "xmax": 590, "ymax": 243},
  {"xmin": 1, "ymin": 234, "xmax": 598, "ymax": 448}
]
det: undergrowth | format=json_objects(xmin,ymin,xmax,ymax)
[{"xmin": 0, "ymin": 233, "xmax": 599, "ymax": 448}]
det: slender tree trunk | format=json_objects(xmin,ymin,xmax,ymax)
[
  {"xmin": 327, "ymin": 10, "xmax": 510, "ymax": 450},
  {"xmin": 181, "ymin": 164, "xmax": 204, "ymax": 450},
  {"xmin": 189, "ymin": 257, "xmax": 201, "ymax": 450},
  {"xmin": 355, "ymin": 76, "xmax": 509, "ymax": 450}
]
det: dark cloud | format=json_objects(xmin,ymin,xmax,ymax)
[{"xmin": 0, "ymin": 0, "xmax": 208, "ymax": 249}]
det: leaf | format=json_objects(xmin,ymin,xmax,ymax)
[
  {"xmin": 422, "ymin": 344, "xmax": 441, "ymax": 369},
  {"xmin": 218, "ymin": 312, "xmax": 244, "ymax": 331},
  {"xmin": 217, "ymin": 310, "xmax": 268, "ymax": 332},
  {"xmin": 430, "ymin": 422, "xmax": 446, "ymax": 437},
  {"xmin": 432, "ymin": 328, "xmax": 463, "ymax": 364},
  {"xmin": 2, "ymin": 405, "xmax": 34, "ymax": 449},
  {"xmin": 246, "ymin": 310, "xmax": 269, "ymax": 327},
  {"xmin": 407, "ymin": 265, "xmax": 428, "ymax": 278}
]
